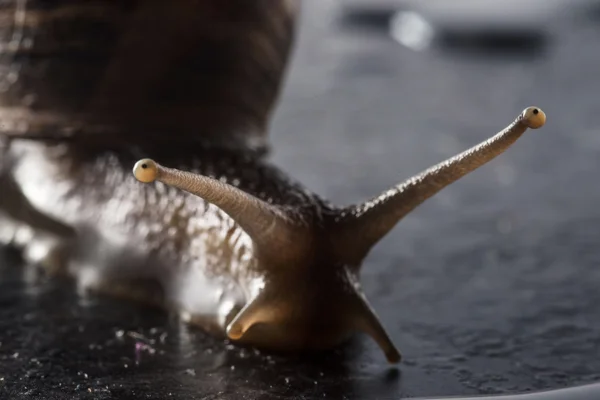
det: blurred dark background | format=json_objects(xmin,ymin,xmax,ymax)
[{"xmin": 2, "ymin": 0, "xmax": 600, "ymax": 399}]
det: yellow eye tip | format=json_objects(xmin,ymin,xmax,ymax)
[
  {"xmin": 133, "ymin": 158, "xmax": 158, "ymax": 183},
  {"xmin": 521, "ymin": 106, "xmax": 546, "ymax": 129}
]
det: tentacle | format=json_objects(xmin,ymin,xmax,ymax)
[
  {"xmin": 132, "ymin": 159, "xmax": 306, "ymax": 260},
  {"xmin": 225, "ymin": 295, "xmax": 276, "ymax": 341},
  {"xmin": 350, "ymin": 293, "xmax": 401, "ymax": 363},
  {"xmin": 333, "ymin": 107, "xmax": 547, "ymax": 262}
]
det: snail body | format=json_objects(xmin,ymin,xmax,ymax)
[{"xmin": 0, "ymin": 1, "xmax": 547, "ymax": 363}]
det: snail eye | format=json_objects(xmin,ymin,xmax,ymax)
[
  {"xmin": 521, "ymin": 106, "xmax": 546, "ymax": 129},
  {"xmin": 133, "ymin": 158, "xmax": 158, "ymax": 183}
]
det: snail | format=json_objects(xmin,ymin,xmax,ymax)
[{"xmin": 0, "ymin": 1, "xmax": 547, "ymax": 364}]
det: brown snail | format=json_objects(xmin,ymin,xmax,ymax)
[{"xmin": 0, "ymin": 1, "xmax": 546, "ymax": 364}]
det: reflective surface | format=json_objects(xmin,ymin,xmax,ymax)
[{"xmin": 2, "ymin": 1, "xmax": 600, "ymax": 399}]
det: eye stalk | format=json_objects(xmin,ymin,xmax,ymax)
[
  {"xmin": 131, "ymin": 157, "xmax": 306, "ymax": 263},
  {"xmin": 133, "ymin": 158, "xmax": 159, "ymax": 183},
  {"xmin": 333, "ymin": 106, "xmax": 547, "ymax": 262}
]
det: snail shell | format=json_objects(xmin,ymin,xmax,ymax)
[{"xmin": 0, "ymin": 0, "xmax": 297, "ymax": 151}]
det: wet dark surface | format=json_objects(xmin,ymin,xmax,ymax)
[{"xmin": 3, "ymin": 2, "xmax": 600, "ymax": 399}]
